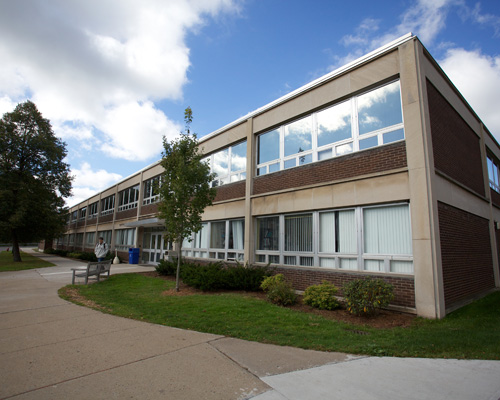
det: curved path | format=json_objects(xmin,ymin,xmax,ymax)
[{"xmin": 1, "ymin": 249, "xmax": 499, "ymax": 400}]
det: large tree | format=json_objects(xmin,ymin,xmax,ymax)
[
  {"xmin": 158, "ymin": 107, "xmax": 216, "ymax": 291},
  {"xmin": 0, "ymin": 101, "xmax": 73, "ymax": 262}
]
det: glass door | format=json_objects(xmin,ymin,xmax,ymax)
[{"xmin": 142, "ymin": 230, "xmax": 171, "ymax": 264}]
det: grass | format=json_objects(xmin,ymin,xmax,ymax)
[
  {"xmin": 59, "ymin": 273, "xmax": 500, "ymax": 360},
  {"xmin": 0, "ymin": 250, "xmax": 55, "ymax": 271}
]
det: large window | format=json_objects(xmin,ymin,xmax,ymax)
[
  {"xmin": 255, "ymin": 203, "xmax": 413, "ymax": 274},
  {"xmin": 79, "ymin": 207, "xmax": 87, "ymax": 221},
  {"xmin": 85, "ymin": 231, "xmax": 96, "ymax": 246},
  {"xmin": 89, "ymin": 202, "xmax": 98, "ymax": 219},
  {"xmin": 182, "ymin": 219, "xmax": 245, "ymax": 261},
  {"xmin": 143, "ymin": 176, "xmax": 161, "ymax": 205},
  {"xmin": 98, "ymin": 230, "xmax": 112, "ymax": 245},
  {"xmin": 204, "ymin": 141, "xmax": 247, "ymax": 187},
  {"xmin": 257, "ymin": 80, "xmax": 404, "ymax": 175},
  {"xmin": 118, "ymin": 185, "xmax": 139, "ymax": 211},
  {"xmin": 115, "ymin": 228, "xmax": 135, "ymax": 251},
  {"xmin": 487, "ymin": 156, "xmax": 500, "ymax": 193},
  {"xmin": 101, "ymin": 195, "xmax": 115, "ymax": 216}
]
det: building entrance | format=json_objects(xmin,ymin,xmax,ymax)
[{"xmin": 142, "ymin": 228, "xmax": 171, "ymax": 264}]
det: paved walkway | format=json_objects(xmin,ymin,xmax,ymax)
[{"xmin": 1, "ymin": 249, "xmax": 499, "ymax": 399}]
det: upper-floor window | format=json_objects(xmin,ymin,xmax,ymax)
[
  {"xmin": 257, "ymin": 80, "xmax": 404, "ymax": 175},
  {"xmin": 143, "ymin": 176, "xmax": 161, "ymax": 205},
  {"xmin": 487, "ymin": 156, "xmax": 500, "ymax": 193},
  {"xmin": 118, "ymin": 185, "xmax": 139, "ymax": 211},
  {"xmin": 71, "ymin": 210, "xmax": 78, "ymax": 221},
  {"xmin": 88, "ymin": 202, "xmax": 98, "ymax": 219},
  {"xmin": 204, "ymin": 141, "xmax": 247, "ymax": 187},
  {"xmin": 101, "ymin": 195, "xmax": 115, "ymax": 216},
  {"xmin": 79, "ymin": 207, "xmax": 87, "ymax": 221}
]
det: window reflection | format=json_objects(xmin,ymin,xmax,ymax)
[
  {"xmin": 231, "ymin": 141, "xmax": 247, "ymax": 172},
  {"xmin": 284, "ymin": 116, "xmax": 312, "ymax": 157},
  {"xmin": 357, "ymin": 81, "xmax": 402, "ymax": 135},
  {"xmin": 213, "ymin": 149, "xmax": 229, "ymax": 178},
  {"xmin": 317, "ymin": 101, "xmax": 351, "ymax": 147},
  {"xmin": 258, "ymin": 129, "xmax": 280, "ymax": 164}
]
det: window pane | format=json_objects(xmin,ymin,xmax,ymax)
[
  {"xmin": 340, "ymin": 258, "xmax": 357, "ymax": 270},
  {"xmin": 285, "ymin": 214, "xmax": 312, "ymax": 252},
  {"xmin": 210, "ymin": 222, "xmax": 226, "ymax": 249},
  {"xmin": 299, "ymin": 153, "xmax": 312, "ymax": 166},
  {"xmin": 364, "ymin": 259, "xmax": 383, "ymax": 271},
  {"xmin": 359, "ymin": 136, "xmax": 378, "ymax": 150},
  {"xmin": 229, "ymin": 220, "xmax": 244, "ymax": 250},
  {"xmin": 284, "ymin": 255, "xmax": 296, "ymax": 265},
  {"xmin": 338, "ymin": 210, "xmax": 356, "ymax": 253},
  {"xmin": 336, "ymin": 142, "xmax": 353, "ymax": 156},
  {"xmin": 269, "ymin": 162, "xmax": 280, "ymax": 173},
  {"xmin": 257, "ymin": 217, "xmax": 279, "ymax": 251},
  {"xmin": 231, "ymin": 142, "xmax": 247, "ymax": 172},
  {"xmin": 318, "ymin": 148, "xmax": 332, "ymax": 160},
  {"xmin": 195, "ymin": 223, "xmax": 208, "ymax": 248},
  {"xmin": 300, "ymin": 256, "xmax": 314, "ymax": 266},
  {"xmin": 391, "ymin": 260, "xmax": 413, "ymax": 273},
  {"xmin": 358, "ymin": 81, "xmax": 403, "ymax": 135},
  {"xmin": 317, "ymin": 101, "xmax": 352, "ymax": 147},
  {"xmin": 284, "ymin": 159, "xmax": 296, "ymax": 169},
  {"xmin": 213, "ymin": 149, "xmax": 229, "ymax": 179},
  {"xmin": 320, "ymin": 212, "xmax": 335, "ymax": 253},
  {"xmin": 383, "ymin": 128, "xmax": 405, "ymax": 144},
  {"xmin": 363, "ymin": 205, "xmax": 412, "ymax": 255},
  {"xmin": 320, "ymin": 258, "xmax": 336, "ymax": 268},
  {"xmin": 258, "ymin": 130, "xmax": 280, "ymax": 164},
  {"xmin": 284, "ymin": 116, "xmax": 312, "ymax": 157},
  {"xmin": 269, "ymin": 255, "xmax": 280, "ymax": 264}
]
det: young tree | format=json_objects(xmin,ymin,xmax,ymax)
[
  {"xmin": 0, "ymin": 101, "xmax": 73, "ymax": 262},
  {"xmin": 158, "ymin": 107, "xmax": 216, "ymax": 291}
]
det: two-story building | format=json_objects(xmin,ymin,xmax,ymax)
[{"xmin": 57, "ymin": 33, "xmax": 500, "ymax": 319}]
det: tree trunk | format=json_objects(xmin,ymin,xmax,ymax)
[
  {"xmin": 11, "ymin": 229, "xmax": 22, "ymax": 262},
  {"xmin": 175, "ymin": 237, "xmax": 182, "ymax": 292}
]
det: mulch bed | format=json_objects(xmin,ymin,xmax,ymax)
[{"xmin": 140, "ymin": 271, "xmax": 416, "ymax": 329}]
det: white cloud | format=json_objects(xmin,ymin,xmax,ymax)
[
  {"xmin": 440, "ymin": 48, "xmax": 500, "ymax": 139},
  {"xmin": 0, "ymin": 0, "xmax": 240, "ymax": 162},
  {"xmin": 67, "ymin": 162, "xmax": 124, "ymax": 207}
]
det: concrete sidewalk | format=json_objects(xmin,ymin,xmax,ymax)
[{"xmin": 1, "ymin": 249, "xmax": 499, "ymax": 399}]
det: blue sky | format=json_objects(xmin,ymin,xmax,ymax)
[{"xmin": 1, "ymin": 0, "xmax": 499, "ymax": 207}]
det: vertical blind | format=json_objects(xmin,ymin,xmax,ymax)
[
  {"xmin": 230, "ymin": 220, "xmax": 244, "ymax": 250},
  {"xmin": 285, "ymin": 214, "xmax": 312, "ymax": 252},
  {"xmin": 363, "ymin": 205, "xmax": 412, "ymax": 255}
]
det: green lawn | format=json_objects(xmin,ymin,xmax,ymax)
[
  {"xmin": 59, "ymin": 273, "xmax": 500, "ymax": 360},
  {"xmin": 0, "ymin": 250, "xmax": 55, "ymax": 271}
]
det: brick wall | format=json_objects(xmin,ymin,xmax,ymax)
[
  {"xmin": 491, "ymin": 189, "xmax": 500, "ymax": 209},
  {"xmin": 253, "ymin": 141, "xmax": 407, "ymax": 195},
  {"xmin": 438, "ymin": 202, "xmax": 495, "ymax": 308},
  {"xmin": 274, "ymin": 266, "xmax": 415, "ymax": 309},
  {"xmin": 214, "ymin": 180, "xmax": 246, "ymax": 202},
  {"xmin": 427, "ymin": 80, "xmax": 485, "ymax": 196},
  {"xmin": 116, "ymin": 208, "xmax": 138, "ymax": 221},
  {"xmin": 140, "ymin": 203, "xmax": 159, "ymax": 216},
  {"xmin": 99, "ymin": 214, "xmax": 113, "ymax": 223}
]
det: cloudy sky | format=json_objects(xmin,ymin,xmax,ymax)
[{"xmin": 1, "ymin": 0, "xmax": 499, "ymax": 207}]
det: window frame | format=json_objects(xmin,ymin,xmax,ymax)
[
  {"xmin": 100, "ymin": 195, "xmax": 115, "ymax": 216},
  {"xmin": 204, "ymin": 141, "xmax": 247, "ymax": 187},
  {"xmin": 255, "ymin": 203, "xmax": 413, "ymax": 275},
  {"xmin": 118, "ymin": 185, "xmax": 139, "ymax": 212},
  {"xmin": 256, "ymin": 80, "xmax": 405, "ymax": 176},
  {"xmin": 143, "ymin": 175, "xmax": 162, "ymax": 205},
  {"xmin": 487, "ymin": 156, "xmax": 500, "ymax": 193}
]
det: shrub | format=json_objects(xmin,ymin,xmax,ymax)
[
  {"xmin": 343, "ymin": 278, "xmax": 394, "ymax": 316},
  {"xmin": 155, "ymin": 259, "xmax": 179, "ymax": 276},
  {"xmin": 180, "ymin": 262, "xmax": 271, "ymax": 291},
  {"xmin": 67, "ymin": 252, "xmax": 82, "ymax": 259},
  {"xmin": 260, "ymin": 274, "xmax": 297, "ymax": 306},
  {"xmin": 303, "ymin": 280, "xmax": 340, "ymax": 310}
]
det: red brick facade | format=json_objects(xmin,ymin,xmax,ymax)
[
  {"xmin": 253, "ymin": 142, "xmax": 407, "ymax": 195},
  {"xmin": 140, "ymin": 203, "xmax": 159, "ymax": 216},
  {"xmin": 116, "ymin": 208, "xmax": 138, "ymax": 221},
  {"xmin": 214, "ymin": 180, "xmax": 246, "ymax": 202},
  {"xmin": 427, "ymin": 80, "xmax": 485, "ymax": 196},
  {"xmin": 438, "ymin": 202, "xmax": 495, "ymax": 308},
  {"xmin": 273, "ymin": 266, "xmax": 415, "ymax": 309}
]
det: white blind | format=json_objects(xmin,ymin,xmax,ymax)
[
  {"xmin": 285, "ymin": 214, "xmax": 312, "ymax": 252},
  {"xmin": 230, "ymin": 220, "xmax": 244, "ymax": 250},
  {"xmin": 363, "ymin": 205, "xmax": 412, "ymax": 255}
]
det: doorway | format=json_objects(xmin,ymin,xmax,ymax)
[{"xmin": 142, "ymin": 229, "xmax": 171, "ymax": 264}]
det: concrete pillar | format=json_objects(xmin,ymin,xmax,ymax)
[
  {"xmin": 244, "ymin": 117, "xmax": 255, "ymax": 264},
  {"xmin": 399, "ymin": 39, "xmax": 445, "ymax": 318}
]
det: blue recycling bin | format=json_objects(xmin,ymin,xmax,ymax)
[{"xmin": 128, "ymin": 248, "xmax": 140, "ymax": 264}]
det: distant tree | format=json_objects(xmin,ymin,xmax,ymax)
[
  {"xmin": 0, "ymin": 101, "xmax": 72, "ymax": 262},
  {"xmin": 157, "ymin": 107, "xmax": 216, "ymax": 291}
]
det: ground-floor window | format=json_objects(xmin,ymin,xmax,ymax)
[
  {"xmin": 115, "ymin": 228, "xmax": 135, "ymax": 251},
  {"xmin": 98, "ymin": 230, "xmax": 112, "ymax": 247},
  {"xmin": 182, "ymin": 219, "xmax": 245, "ymax": 262},
  {"xmin": 85, "ymin": 232, "xmax": 95, "ymax": 247},
  {"xmin": 255, "ymin": 203, "xmax": 413, "ymax": 274}
]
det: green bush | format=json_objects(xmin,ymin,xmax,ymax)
[
  {"xmin": 260, "ymin": 274, "xmax": 297, "ymax": 306},
  {"xmin": 155, "ymin": 259, "xmax": 179, "ymax": 276},
  {"xmin": 67, "ymin": 252, "xmax": 82, "ymax": 259},
  {"xmin": 303, "ymin": 280, "xmax": 340, "ymax": 310},
  {"xmin": 343, "ymin": 278, "xmax": 394, "ymax": 316},
  {"xmin": 181, "ymin": 262, "xmax": 271, "ymax": 291}
]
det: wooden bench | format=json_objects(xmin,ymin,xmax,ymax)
[{"xmin": 71, "ymin": 260, "xmax": 112, "ymax": 284}]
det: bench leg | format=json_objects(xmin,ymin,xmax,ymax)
[
  {"xmin": 72, "ymin": 270, "xmax": 76, "ymax": 285},
  {"xmin": 85, "ymin": 274, "xmax": 88, "ymax": 285}
]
